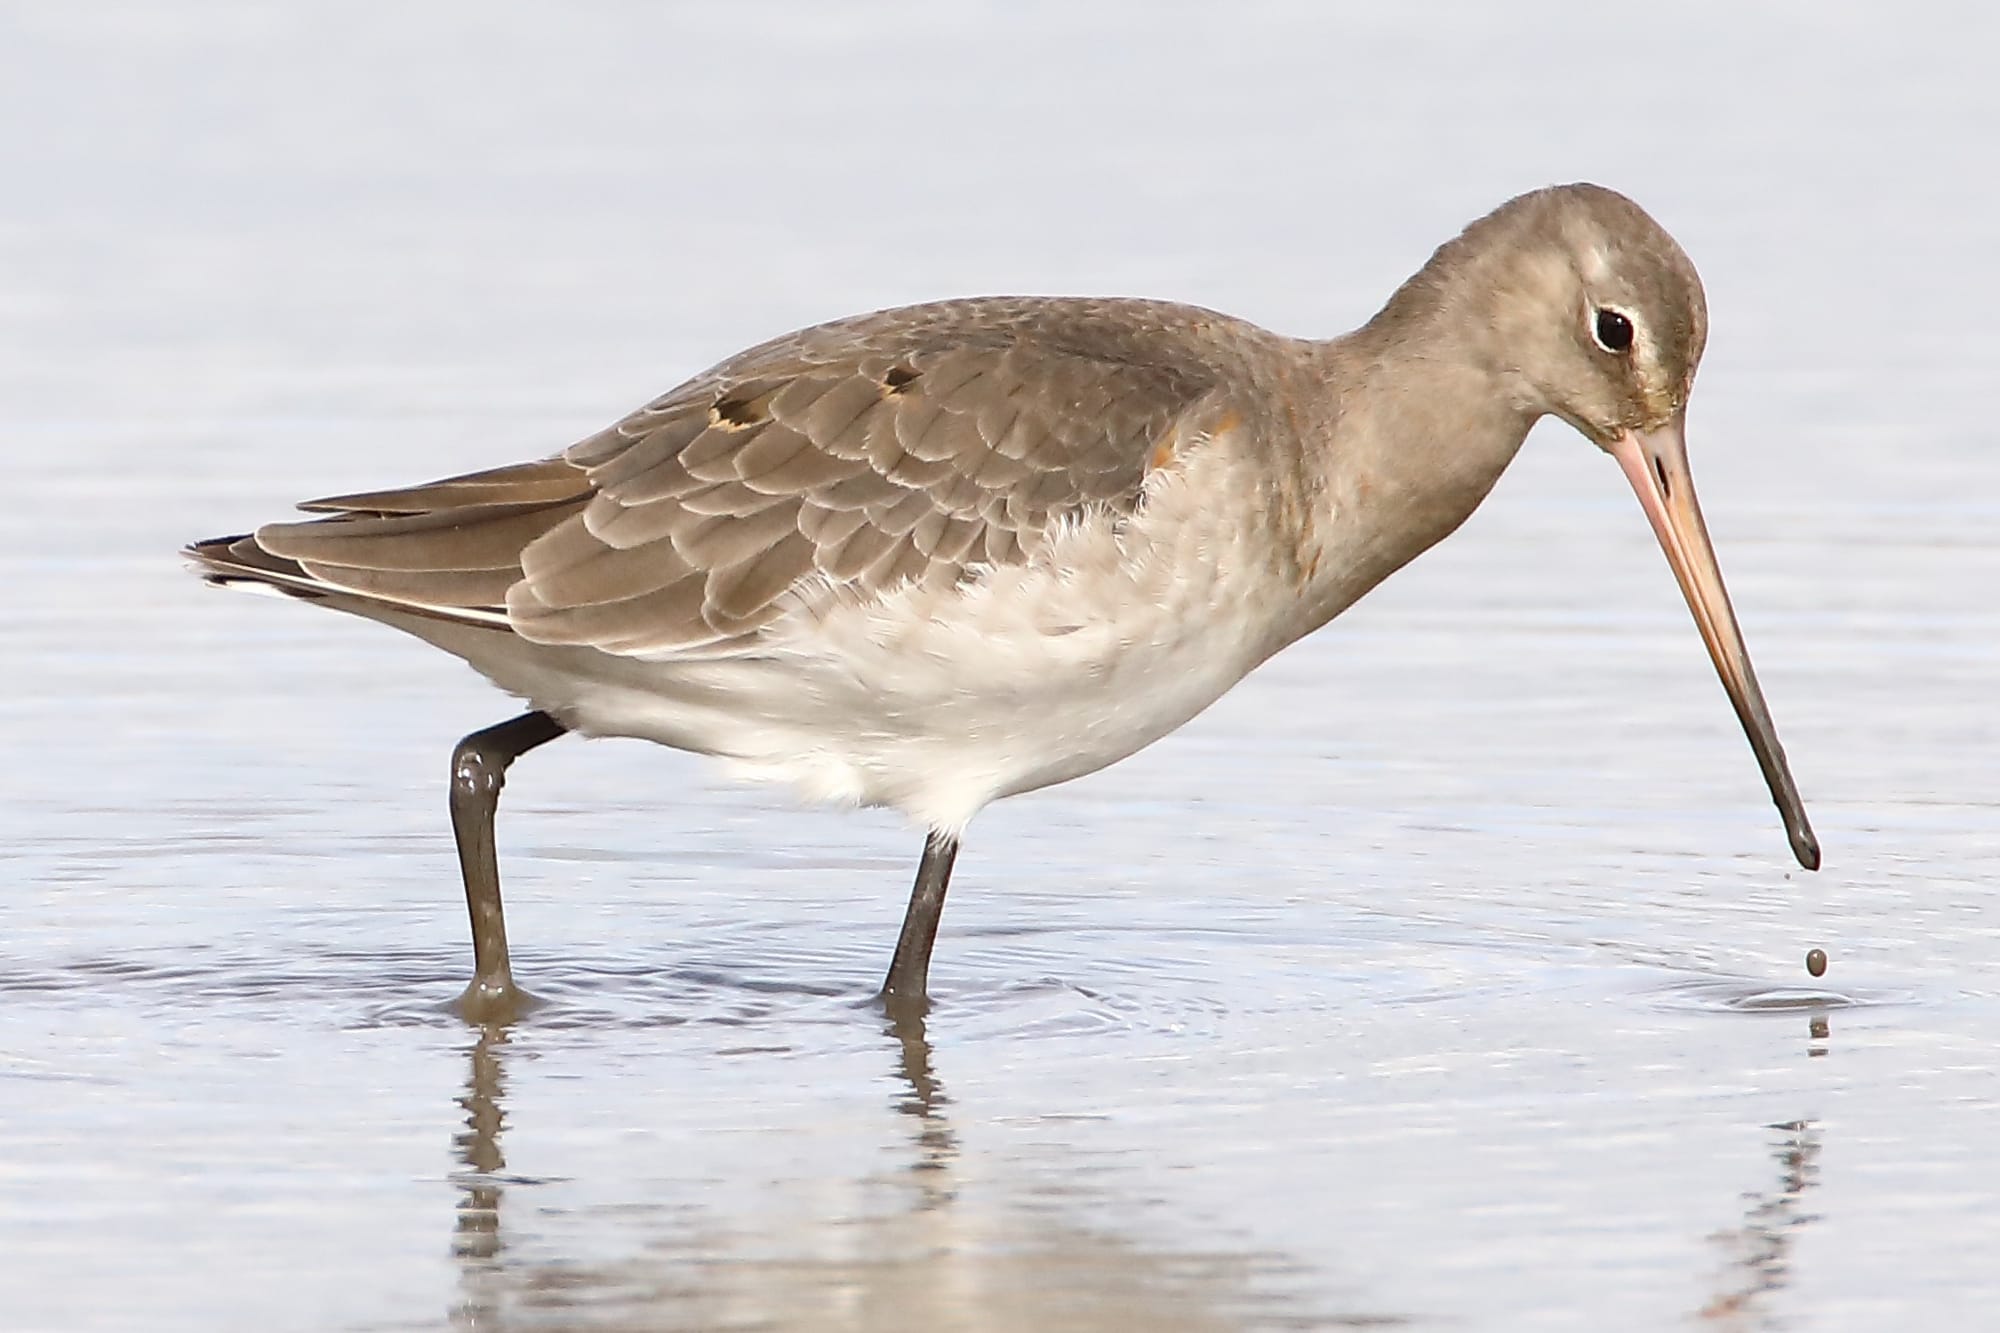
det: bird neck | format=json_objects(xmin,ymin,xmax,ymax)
[{"xmin": 1284, "ymin": 306, "xmax": 1540, "ymax": 632}]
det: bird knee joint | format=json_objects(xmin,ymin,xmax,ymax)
[{"xmin": 451, "ymin": 743, "xmax": 507, "ymax": 798}]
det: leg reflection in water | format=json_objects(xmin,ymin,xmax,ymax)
[
  {"xmin": 451, "ymin": 1025, "xmax": 512, "ymax": 1326},
  {"xmin": 1698, "ymin": 1118, "xmax": 1825, "ymax": 1327},
  {"xmin": 884, "ymin": 1004, "xmax": 960, "ymax": 1214}
]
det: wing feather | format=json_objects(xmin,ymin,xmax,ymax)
[{"xmin": 205, "ymin": 296, "xmax": 1269, "ymax": 656}]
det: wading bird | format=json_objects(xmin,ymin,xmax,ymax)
[{"xmin": 188, "ymin": 183, "xmax": 1819, "ymax": 1020}]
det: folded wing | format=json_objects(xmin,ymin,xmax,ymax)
[{"xmin": 198, "ymin": 296, "xmax": 1243, "ymax": 659}]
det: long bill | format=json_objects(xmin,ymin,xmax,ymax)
[{"xmin": 1608, "ymin": 415, "xmax": 1820, "ymax": 870}]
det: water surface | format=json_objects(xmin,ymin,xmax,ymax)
[{"xmin": 4, "ymin": 4, "xmax": 1998, "ymax": 1329}]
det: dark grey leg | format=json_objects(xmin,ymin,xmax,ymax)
[
  {"xmin": 880, "ymin": 831, "xmax": 960, "ymax": 1008},
  {"xmin": 450, "ymin": 711, "xmax": 565, "ymax": 1020}
]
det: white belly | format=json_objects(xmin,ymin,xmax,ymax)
[{"xmin": 398, "ymin": 462, "xmax": 1304, "ymax": 833}]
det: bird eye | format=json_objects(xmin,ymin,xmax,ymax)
[{"xmin": 1592, "ymin": 308, "xmax": 1635, "ymax": 354}]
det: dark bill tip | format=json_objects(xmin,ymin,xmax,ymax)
[{"xmin": 1789, "ymin": 820, "xmax": 1821, "ymax": 872}]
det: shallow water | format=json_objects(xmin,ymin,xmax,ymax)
[{"xmin": 4, "ymin": 3, "xmax": 1999, "ymax": 1329}]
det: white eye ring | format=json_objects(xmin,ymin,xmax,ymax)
[{"xmin": 1591, "ymin": 306, "xmax": 1636, "ymax": 354}]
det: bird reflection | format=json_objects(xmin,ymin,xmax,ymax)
[
  {"xmin": 449, "ymin": 1024, "xmax": 512, "ymax": 1327},
  {"xmin": 432, "ymin": 1002, "xmax": 1326, "ymax": 1329},
  {"xmin": 1698, "ymin": 1119, "xmax": 1824, "ymax": 1327},
  {"xmin": 883, "ymin": 1003, "xmax": 960, "ymax": 1211},
  {"xmin": 437, "ymin": 1007, "xmax": 966, "ymax": 1326}
]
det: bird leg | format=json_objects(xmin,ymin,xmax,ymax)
[
  {"xmin": 880, "ymin": 831, "xmax": 960, "ymax": 1009},
  {"xmin": 449, "ymin": 711, "xmax": 565, "ymax": 1021}
]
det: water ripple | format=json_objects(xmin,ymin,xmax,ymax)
[{"xmin": 1645, "ymin": 975, "xmax": 1921, "ymax": 1014}]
